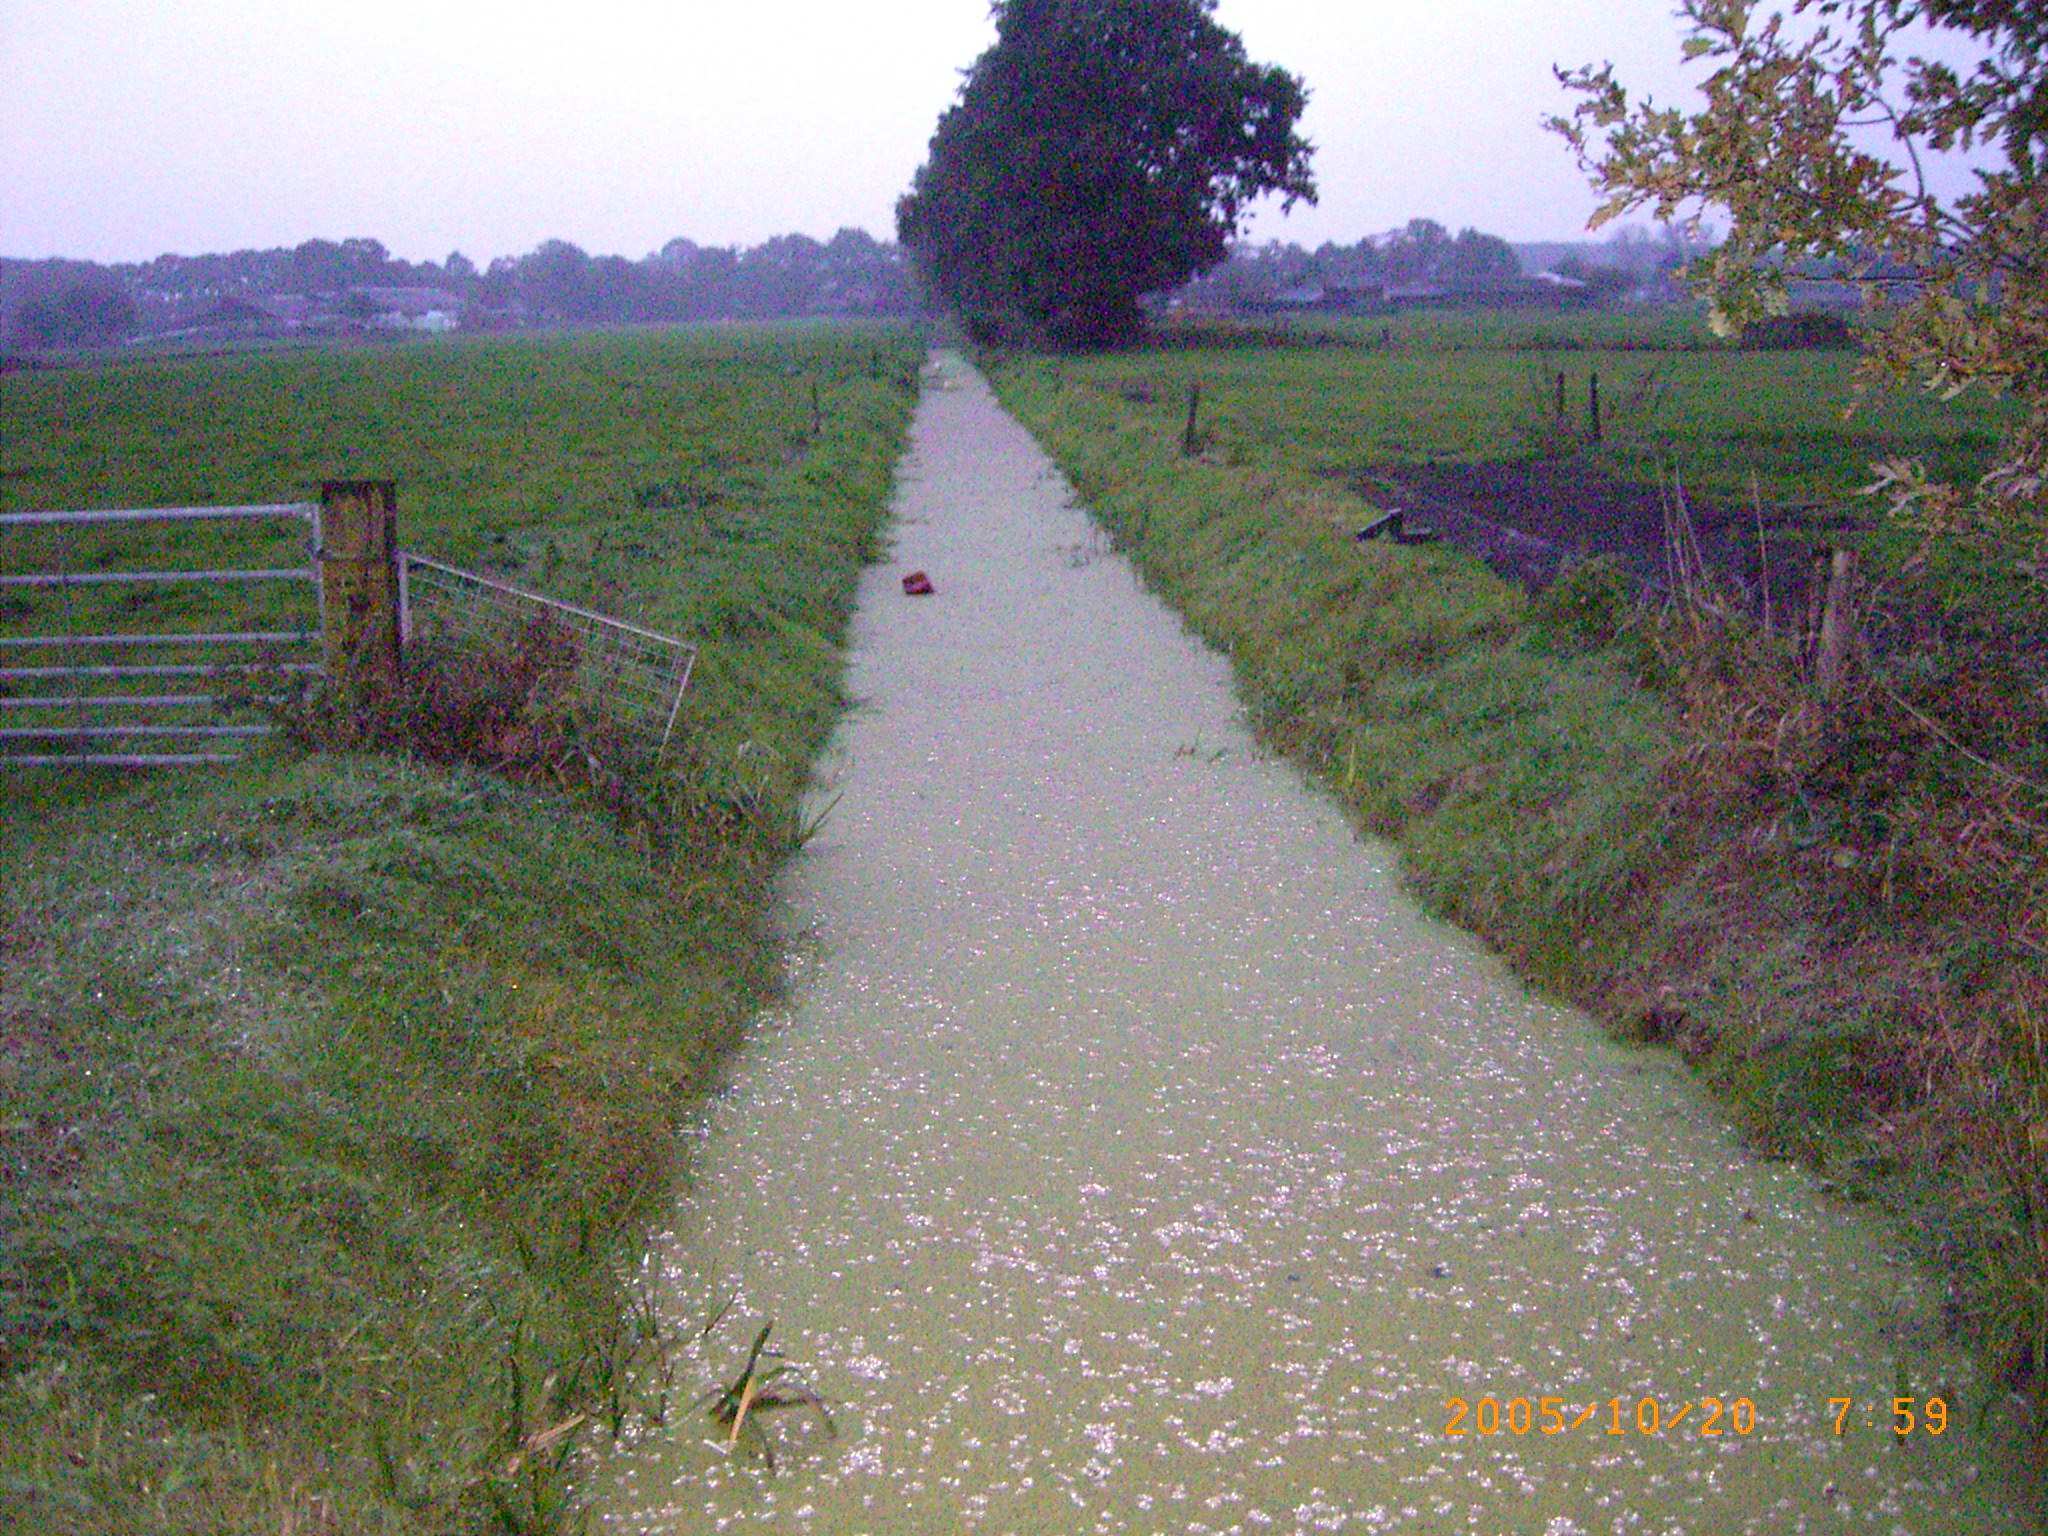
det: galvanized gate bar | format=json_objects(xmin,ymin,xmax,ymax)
[
  {"xmin": 2, "ymin": 498, "xmax": 326, "ymax": 770},
  {"xmin": 0, "ymin": 568, "xmax": 315, "ymax": 587},
  {"xmin": 398, "ymin": 550, "xmax": 699, "ymax": 756},
  {"xmin": 0, "ymin": 503, "xmax": 318, "ymax": 528},
  {"xmin": 0, "ymin": 693, "xmax": 252, "ymax": 709},
  {"xmin": 0, "ymin": 630, "xmax": 318, "ymax": 648},
  {"xmin": 10, "ymin": 754, "xmax": 246, "ymax": 768},
  {"xmin": 0, "ymin": 724, "xmax": 272, "ymax": 739},
  {"xmin": 400, "ymin": 553, "xmax": 690, "ymax": 647},
  {"xmin": 1, "ymin": 662, "xmax": 323, "ymax": 679}
]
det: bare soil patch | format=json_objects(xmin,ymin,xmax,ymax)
[{"xmin": 1355, "ymin": 458, "xmax": 1855, "ymax": 620}]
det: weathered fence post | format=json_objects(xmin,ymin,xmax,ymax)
[
  {"xmin": 1555, "ymin": 370, "xmax": 1566, "ymax": 423},
  {"xmin": 318, "ymin": 479, "xmax": 401, "ymax": 700},
  {"xmin": 1182, "ymin": 380, "xmax": 1202, "ymax": 456},
  {"xmin": 1803, "ymin": 552, "xmax": 1829, "ymax": 653},
  {"xmin": 1813, "ymin": 547, "xmax": 1859, "ymax": 704},
  {"xmin": 1589, "ymin": 372, "xmax": 1603, "ymax": 442}
]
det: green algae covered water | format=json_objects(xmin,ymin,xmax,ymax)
[{"xmin": 591, "ymin": 354, "xmax": 2039, "ymax": 1535}]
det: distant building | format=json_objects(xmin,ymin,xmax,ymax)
[
  {"xmin": 151, "ymin": 286, "xmax": 467, "ymax": 342},
  {"xmin": 1244, "ymin": 282, "xmax": 1385, "ymax": 314},
  {"xmin": 1229, "ymin": 272, "xmax": 1606, "ymax": 318},
  {"xmin": 1384, "ymin": 281, "xmax": 1450, "ymax": 305},
  {"xmin": 1784, "ymin": 254, "xmax": 1926, "ymax": 312},
  {"xmin": 351, "ymin": 286, "xmax": 464, "ymax": 330},
  {"xmin": 460, "ymin": 303, "xmax": 531, "ymax": 333},
  {"xmin": 1270, "ymin": 283, "xmax": 1328, "ymax": 309},
  {"xmin": 1323, "ymin": 282, "xmax": 1384, "ymax": 310}
]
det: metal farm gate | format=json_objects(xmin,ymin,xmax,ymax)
[
  {"xmin": 398, "ymin": 552, "xmax": 696, "ymax": 758},
  {"xmin": 1, "ymin": 482, "xmax": 698, "ymax": 770},
  {"xmin": 0, "ymin": 500, "xmax": 324, "ymax": 767}
]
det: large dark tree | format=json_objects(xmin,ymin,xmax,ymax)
[{"xmin": 897, "ymin": 0, "xmax": 1316, "ymax": 348}]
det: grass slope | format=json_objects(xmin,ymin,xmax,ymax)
[
  {"xmin": 0, "ymin": 324, "xmax": 923, "ymax": 1532},
  {"xmin": 987, "ymin": 357, "xmax": 1672, "ymax": 998}
]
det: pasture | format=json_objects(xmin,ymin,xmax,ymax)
[
  {"xmin": 1034, "ymin": 308, "xmax": 2029, "ymax": 627},
  {"xmin": 1125, "ymin": 307, "xmax": 2009, "ymax": 501},
  {"xmin": 0, "ymin": 323, "xmax": 922, "ymax": 1533}
]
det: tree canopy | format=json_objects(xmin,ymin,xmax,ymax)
[
  {"xmin": 1, "ymin": 230, "xmax": 919, "ymax": 348},
  {"xmin": 897, "ymin": 0, "xmax": 1316, "ymax": 348},
  {"xmin": 1551, "ymin": 0, "xmax": 2048, "ymax": 563},
  {"xmin": 13, "ymin": 278, "xmax": 136, "ymax": 348}
]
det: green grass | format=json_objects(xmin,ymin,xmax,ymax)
[
  {"xmin": 0, "ymin": 323, "xmax": 924, "ymax": 1532},
  {"xmin": 1095, "ymin": 307, "xmax": 2011, "ymax": 503}
]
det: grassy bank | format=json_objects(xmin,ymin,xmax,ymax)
[
  {"xmin": 986, "ymin": 338, "xmax": 2048, "ymax": 1444},
  {"xmin": 0, "ymin": 324, "xmax": 923, "ymax": 1532}
]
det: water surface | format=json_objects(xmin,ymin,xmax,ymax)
[{"xmin": 595, "ymin": 353, "xmax": 2034, "ymax": 1534}]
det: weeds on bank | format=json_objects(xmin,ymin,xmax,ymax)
[
  {"xmin": 362, "ymin": 1288, "xmax": 804, "ymax": 1533},
  {"xmin": 274, "ymin": 616, "xmax": 663, "ymax": 840},
  {"xmin": 1480, "ymin": 471, "xmax": 2048, "ymax": 1392},
  {"xmin": 1636, "ymin": 551, "xmax": 2048, "ymax": 1385}
]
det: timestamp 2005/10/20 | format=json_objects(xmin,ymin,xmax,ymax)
[{"xmin": 1443, "ymin": 1395, "xmax": 1953, "ymax": 1439}]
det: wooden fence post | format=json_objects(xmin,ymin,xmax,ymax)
[
  {"xmin": 1182, "ymin": 380, "xmax": 1202, "ymax": 456},
  {"xmin": 1813, "ymin": 547, "xmax": 1858, "ymax": 703},
  {"xmin": 318, "ymin": 479, "xmax": 400, "ymax": 700},
  {"xmin": 1555, "ymin": 370, "xmax": 1566, "ymax": 423},
  {"xmin": 1802, "ymin": 552, "xmax": 1829, "ymax": 654},
  {"xmin": 1589, "ymin": 371, "xmax": 1603, "ymax": 442}
]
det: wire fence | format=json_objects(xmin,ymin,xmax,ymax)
[
  {"xmin": 0, "ymin": 497, "xmax": 697, "ymax": 769},
  {"xmin": 398, "ymin": 552, "xmax": 697, "ymax": 756}
]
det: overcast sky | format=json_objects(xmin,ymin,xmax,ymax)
[{"xmin": 0, "ymin": 0, "xmax": 1973, "ymax": 265}]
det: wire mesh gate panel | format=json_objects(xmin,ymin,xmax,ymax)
[
  {"xmin": 0, "ymin": 503, "xmax": 323, "ymax": 767},
  {"xmin": 398, "ymin": 553, "xmax": 696, "ymax": 755}
]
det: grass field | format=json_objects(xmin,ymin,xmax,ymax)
[
  {"xmin": 0, "ymin": 323, "xmax": 923, "ymax": 1533},
  {"xmin": 1023, "ymin": 307, "xmax": 2043, "ymax": 682},
  {"xmin": 1091, "ymin": 308, "xmax": 2012, "ymax": 504},
  {"xmin": 987, "ymin": 308, "xmax": 2048, "ymax": 1457}
]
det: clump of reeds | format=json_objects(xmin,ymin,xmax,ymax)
[{"xmin": 689, "ymin": 1321, "xmax": 835, "ymax": 1472}]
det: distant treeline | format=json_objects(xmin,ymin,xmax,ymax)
[
  {"xmin": 0, "ymin": 229, "xmax": 924, "ymax": 349},
  {"xmin": 1180, "ymin": 220, "xmax": 1699, "ymax": 311},
  {"xmin": 0, "ymin": 219, "xmax": 1711, "ymax": 352}
]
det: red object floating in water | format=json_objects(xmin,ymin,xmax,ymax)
[{"xmin": 901, "ymin": 570, "xmax": 935, "ymax": 596}]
